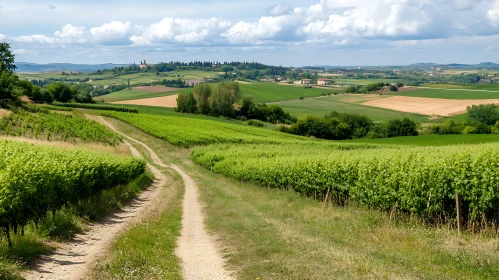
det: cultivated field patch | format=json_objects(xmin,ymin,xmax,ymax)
[
  {"xmin": 364, "ymin": 96, "xmax": 499, "ymax": 116},
  {"xmin": 133, "ymin": 86, "xmax": 179, "ymax": 92},
  {"xmin": 113, "ymin": 94, "xmax": 179, "ymax": 108}
]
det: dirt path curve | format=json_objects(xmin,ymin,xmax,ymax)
[
  {"xmin": 24, "ymin": 142, "xmax": 166, "ymax": 280},
  {"xmin": 96, "ymin": 116, "xmax": 234, "ymax": 280}
]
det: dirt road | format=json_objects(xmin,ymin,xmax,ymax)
[
  {"xmin": 98, "ymin": 116, "xmax": 234, "ymax": 280},
  {"xmin": 24, "ymin": 142, "xmax": 166, "ymax": 280}
]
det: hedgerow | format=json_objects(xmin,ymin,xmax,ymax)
[{"xmin": 52, "ymin": 102, "xmax": 139, "ymax": 113}]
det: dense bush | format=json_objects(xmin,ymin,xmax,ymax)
[{"xmin": 280, "ymin": 112, "xmax": 418, "ymax": 140}]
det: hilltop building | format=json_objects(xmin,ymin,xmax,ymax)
[
  {"xmin": 140, "ymin": 60, "xmax": 147, "ymax": 69},
  {"xmin": 317, "ymin": 78, "xmax": 332, "ymax": 86}
]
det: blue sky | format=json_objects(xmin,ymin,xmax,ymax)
[{"xmin": 1, "ymin": 0, "xmax": 499, "ymax": 66}]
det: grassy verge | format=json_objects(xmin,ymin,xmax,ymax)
[
  {"xmin": 107, "ymin": 117, "xmax": 499, "ymax": 279},
  {"xmin": 0, "ymin": 172, "xmax": 154, "ymax": 279},
  {"xmin": 89, "ymin": 168, "xmax": 184, "ymax": 280}
]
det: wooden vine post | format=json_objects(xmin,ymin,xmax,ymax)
[{"xmin": 456, "ymin": 192, "xmax": 462, "ymax": 236}]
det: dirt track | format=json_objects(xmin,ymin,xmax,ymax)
[
  {"xmin": 112, "ymin": 94, "xmax": 178, "ymax": 108},
  {"xmin": 24, "ymin": 142, "xmax": 166, "ymax": 280},
  {"xmin": 363, "ymin": 96, "xmax": 499, "ymax": 116},
  {"xmin": 98, "ymin": 117, "xmax": 234, "ymax": 280}
]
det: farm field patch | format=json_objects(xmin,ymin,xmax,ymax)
[
  {"xmin": 98, "ymin": 88, "xmax": 185, "ymax": 102},
  {"xmin": 389, "ymin": 88, "xmax": 499, "ymax": 99},
  {"xmin": 363, "ymin": 96, "xmax": 499, "ymax": 116},
  {"xmin": 113, "ymin": 94, "xmax": 179, "ymax": 108},
  {"xmin": 239, "ymin": 82, "xmax": 344, "ymax": 103},
  {"xmin": 274, "ymin": 95, "xmax": 431, "ymax": 122}
]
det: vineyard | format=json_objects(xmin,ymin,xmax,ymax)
[
  {"xmin": 102, "ymin": 111, "xmax": 306, "ymax": 146},
  {"xmin": 0, "ymin": 110, "xmax": 122, "ymax": 145},
  {"xmin": 192, "ymin": 142, "xmax": 499, "ymax": 224},
  {"xmin": 52, "ymin": 102, "xmax": 139, "ymax": 113},
  {"xmin": 0, "ymin": 140, "xmax": 145, "ymax": 247}
]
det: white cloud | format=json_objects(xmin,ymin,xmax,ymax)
[
  {"xmin": 488, "ymin": 0, "xmax": 499, "ymax": 26},
  {"xmin": 223, "ymin": 14, "xmax": 302, "ymax": 44},
  {"xmin": 54, "ymin": 24, "xmax": 86, "ymax": 43},
  {"xmin": 90, "ymin": 21, "xmax": 132, "ymax": 44},
  {"xmin": 268, "ymin": 4, "xmax": 292, "ymax": 16},
  {"xmin": 130, "ymin": 17, "xmax": 231, "ymax": 45},
  {"xmin": 13, "ymin": 48, "xmax": 37, "ymax": 55},
  {"xmin": 13, "ymin": 34, "xmax": 57, "ymax": 44},
  {"xmin": 0, "ymin": 34, "xmax": 5, "ymax": 41}
]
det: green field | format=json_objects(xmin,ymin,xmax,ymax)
[
  {"xmin": 239, "ymin": 82, "xmax": 344, "ymax": 103},
  {"xmin": 389, "ymin": 88, "xmax": 499, "ymax": 99},
  {"xmin": 422, "ymin": 83, "xmax": 499, "ymax": 91},
  {"xmin": 274, "ymin": 95, "xmax": 432, "ymax": 122},
  {"xmin": 98, "ymin": 89, "xmax": 185, "ymax": 102},
  {"xmin": 18, "ymin": 70, "xmax": 218, "ymax": 87},
  {"xmin": 349, "ymin": 134, "xmax": 499, "ymax": 146},
  {"xmin": 334, "ymin": 78, "xmax": 400, "ymax": 85}
]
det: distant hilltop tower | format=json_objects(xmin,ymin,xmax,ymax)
[{"xmin": 140, "ymin": 60, "xmax": 147, "ymax": 69}]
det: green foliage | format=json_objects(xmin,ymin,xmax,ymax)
[
  {"xmin": 281, "ymin": 111, "xmax": 416, "ymax": 140},
  {"xmin": 193, "ymin": 83, "xmax": 212, "ymax": 114},
  {"xmin": 192, "ymin": 142, "xmax": 499, "ymax": 223},
  {"xmin": 210, "ymin": 81, "xmax": 240, "ymax": 117},
  {"xmin": 0, "ymin": 140, "xmax": 145, "ymax": 246},
  {"xmin": 0, "ymin": 110, "xmax": 122, "ymax": 145},
  {"xmin": 52, "ymin": 102, "xmax": 139, "ymax": 113},
  {"xmin": 0, "ymin": 71, "xmax": 18, "ymax": 106},
  {"xmin": 175, "ymin": 92, "xmax": 197, "ymax": 113},
  {"xmin": 247, "ymin": 119, "xmax": 264, "ymax": 127},
  {"xmin": 102, "ymin": 111, "xmax": 305, "ymax": 147},
  {"xmin": 467, "ymin": 104, "xmax": 499, "ymax": 125},
  {"xmin": 0, "ymin": 43, "xmax": 16, "ymax": 73},
  {"xmin": 365, "ymin": 82, "xmax": 386, "ymax": 92},
  {"xmin": 389, "ymin": 85, "xmax": 398, "ymax": 91},
  {"xmin": 46, "ymin": 82, "xmax": 74, "ymax": 103}
]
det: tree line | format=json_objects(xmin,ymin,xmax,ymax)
[{"xmin": 176, "ymin": 82, "xmax": 297, "ymax": 124}]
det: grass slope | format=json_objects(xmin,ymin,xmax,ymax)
[
  {"xmin": 388, "ymin": 88, "xmax": 499, "ymax": 99},
  {"xmin": 239, "ymin": 82, "xmax": 344, "ymax": 103},
  {"xmin": 98, "ymin": 89, "xmax": 186, "ymax": 103},
  {"xmin": 274, "ymin": 96, "xmax": 431, "ymax": 122},
  {"xmin": 107, "ymin": 118, "xmax": 499, "ymax": 280},
  {"xmin": 349, "ymin": 134, "xmax": 499, "ymax": 146}
]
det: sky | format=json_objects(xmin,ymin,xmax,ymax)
[{"xmin": 1, "ymin": 0, "xmax": 499, "ymax": 66}]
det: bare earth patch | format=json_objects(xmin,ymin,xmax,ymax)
[
  {"xmin": 364, "ymin": 96, "xmax": 499, "ymax": 116},
  {"xmin": 236, "ymin": 80, "xmax": 252, "ymax": 84},
  {"xmin": 112, "ymin": 94, "xmax": 179, "ymax": 108},
  {"xmin": 132, "ymin": 86, "xmax": 179, "ymax": 93},
  {"xmin": 0, "ymin": 109, "xmax": 10, "ymax": 118}
]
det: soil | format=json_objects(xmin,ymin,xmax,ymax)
[
  {"xmin": 112, "ymin": 94, "xmax": 178, "ymax": 108},
  {"xmin": 24, "ymin": 142, "xmax": 166, "ymax": 280},
  {"xmin": 133, "ymin": 86, "xmax": 179, "ymax": 92},
  {"xmin": 0, "ymin": 108, "xmax": 10, "ymax": 118},
  {"xmin": 363, "ymin": 96, "xmax": 499, "ymax": 116}
]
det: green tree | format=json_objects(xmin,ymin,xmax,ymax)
[
  {"xmin": 0, "ymin": 42, "xmax": 17, "ymax": 107},
  {"xmin": 193, "ymin": 83, "xmax": 212, "ymax": 114},
  {"xmin": 210, "ymin": 82, "xmax": 240, "ymax": 117},
  {"xmin": 467, "ymin": 104, "xmax": 499, "ymax": 125},
  {"xmin": 46, "ymin": 82, "xmax": 74, "ymax": 103},
  {"xmin": 0, "ymin": 42, "xmax": 16, "ymax": 72},
  {"xmin": 175, "ymin": 92, "xmax": 197, "ymax": 113},
  {"xmin": 0, "ymin": 70, "xmax": 18, "ymax": 106}
]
